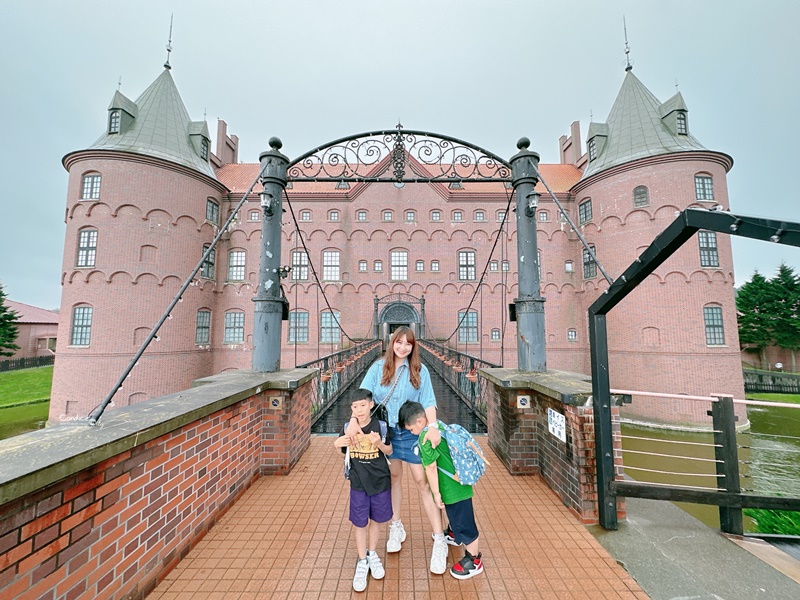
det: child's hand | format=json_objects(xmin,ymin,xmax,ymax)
[
  {"xmin": 367, "ymin": 431, "xmax": 381, "ymax": 446},
  {"xmin": 432, "ymin": 491, "xmax": 444, "ymax": 509}
]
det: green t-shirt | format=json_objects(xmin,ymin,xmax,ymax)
[{"xmin": 418, "ymin": 423, "xmax": 473, "ymax": 505}]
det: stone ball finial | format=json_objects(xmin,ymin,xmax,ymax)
[
  {"xmin": 269, "ymin": 137, "xmax": 283, "ymax": 150},
  {"xmin": 517, "ymin": 137, "xmax": 531, "ymax": 150}
]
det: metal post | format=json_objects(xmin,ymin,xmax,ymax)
[
  {"xmin": 710, "ymin": 395, "xmax": 743, "ymax": 535},
  {"xmin": 253, "ymin": 137, "xmax": 289, "ymax": 372},
  {"xmin": 510, "ymin": 137, "xmax": 546, "ymax": 372},
  {"xmin": 420, "ymin": 295, "xmax": 426, "ymax": 338},
  {"xmin": 373, "ymin": 295, "xmax": 380, "ymax": 339}
]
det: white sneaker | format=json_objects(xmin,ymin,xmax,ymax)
[
  {"xmin": 366, "ymin": 550, "xmax": 385, "ymax": 579},
  {"xmin": 353, "ymin": 557, "xmax": 369, "ymax": 592},
  {"xmin": 430, "ymin": 536, "xmax": 448, "ymax": 574},
  {"xmin": 386, "ymin": 520, "xmax": 406, "ymax": 553}
]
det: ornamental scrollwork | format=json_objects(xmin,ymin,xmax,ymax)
[{"xmin": 288, "ymin": 124, "xmax": 511, "ymax": 183}]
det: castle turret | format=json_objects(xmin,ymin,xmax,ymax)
[{"xmin": 52, "ymin": 68, "xmax": 228, "ymax": 422}]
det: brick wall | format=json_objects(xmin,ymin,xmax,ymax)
[
  {"xmin": 483, "ymin": 369, "xmax": 625, "ymax": 525},
  {"xmin": 0, "ymin": 369, "xmax": 314, "ymax": 600}
]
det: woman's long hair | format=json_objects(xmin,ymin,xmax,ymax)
[{"xmin": 381, "ymin": 326, "xmax": 421, "ymax": 389}]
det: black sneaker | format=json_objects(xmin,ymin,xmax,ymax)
[{"xmin": 450, "ymin": 551, "xmax": 483, "ymax": 580}]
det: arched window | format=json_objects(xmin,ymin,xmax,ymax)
[
  {"xmin": 583, "ymin": 246, "xmax": 597, "ymax": 278},
  {"xmin": 431, "ymin": 210, "xmax": 441, "ymax": 222},
  {"xmin": 76, "ymin": 228, "xmax": 98, "ymax": 268},
  {"xmin": 300, "ymin": 210, "xmax": 312, "ymax": 221},
  {"xmin": 201, "ymin": 245, "xmax": 215, "ymax": 279},
  {"xmin": 320, "ymin": 310, "xmax": 341, "ymax": 344},
  {"xmin": 70, "ymin": 305, "xmax": 93, "ymax": 346},
  {"xmin": 383, "ymin": 210, "xmax": 393, "ymax": 222},
  {"xmin": 108, "ymin": 110, "xmax": 121, "ymax": 134},
  {"xmin": 538, "ymin": 210, "xmax": 549, "ymax": 222},
  {"xmin": 195, "ymin": 309, "xmax": 211, "ymax": 344},
  {"xmin": 206, "ymin": 198, "xmax": 220, "ymax": 224},
  {"xmin": 81, "ymin": 173, "xmax": 101, "ymax": 200},
  {"xmin": 358, "ymin": 260, "xmax": 367, "ymax": 272},
  {"xmin": 703, "ymin": 305, "xmax": 725, "ymax": 346},
  {"xmin": 578, "ymin": 199, "xmax": 592, "ymax": 224},
  {"xmin": 227, "ymin": 250, "xmax": 246, "ymax": 281},
  {"xmin": 567, "ymin": 329, "xmax": 578, "ymax": 342},
  {"xmin": 588, "ymin": 138, "xmax": 597, "ymax": 161},
  {"xmin": 200, "ymin": 138, "xmax": 209, "ymax": 161},
  {"xmin": 695, "ymin": 174, "xmax": 714, "ymax": 200},
  {"xmin": 633, "ymin": 186, "xmax": 649, "ymax": 207},
  {"xmin": 677, "ymin": 112, "xmax": 687, "ymax": 135},
  {"xmin": 416, "ymin": 260, "xmax": 425, "ymax": 272},
  {"xmin": 453, "ymin": 210, "xmax": 464, "ymax": 222},
  {"xmin": 431, "ymin": 260, "xmax": 440, "ymax": 272},
  {"xmin": 288, "ymin": 310, "xmax": 309, "ymax": 343},
  {"xmin": 223, "ymin": 311, "xmax": 245, "ymax": 344},
  {"xmin": 328, "ymin": 209, "xmax": 340, "ymax": 221},
  {"xmin": 357, "ymin": 210, "xmax": 368, "ymax": 222},
  {"xmin": 374, "ymin": 260, "xmax": 383, "ymax": 272},
  {"xmin": 248, "ymin": 210, "xmax": 260, "ymax": 221},
  {"xmin": 474, "ymin": 210, "xmax": 486, "ymax": 222},
  {"xmin": 405, "ymin": 210, "xmax": 416, "ymax": 222}
]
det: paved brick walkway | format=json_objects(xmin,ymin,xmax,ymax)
[{"xmin": 149, "ymin": 436, "xmax": 647, "ymax": 599}]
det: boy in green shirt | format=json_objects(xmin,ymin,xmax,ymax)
[{"xmin": 399, "ymin": 401, "xmax": 484, "ymax": 580}]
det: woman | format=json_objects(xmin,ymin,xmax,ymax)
[{"xmin": 346, "ymin": 326, "xmax": 450, "ymax": 575}]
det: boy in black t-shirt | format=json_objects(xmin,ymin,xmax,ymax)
[{"xmin": 334, "ymin": 388, "xmax": 393, "ymax": 592}]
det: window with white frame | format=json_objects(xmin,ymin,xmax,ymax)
[
  {"xmin": 81, "ymin": 173, "xmax": 101, "ymax": 200},
  {"xmin": 405, "ymin": 210, "xmax": 416, "ymax": 222},
  {"xmin": 489, "ymin": 261, "xmax": 498, "ymax": 271},
  {"xmin": 248, "ymin": 210, "xmax": 260, "ymax": 221},
  {"xmin": 458, "ymin": 310, "xmax": 478, "ymax": 343},
  {"xmin": 565, "ymin": 260, "xmax": 574, "ymax": 273},
  {"xmin": 453, "ymin": 210, "xmax": 463, "ymax": 222},
  {"xmin": 328, "ymin": 210, "xmax": 339, "ymax": 221},
  {"xmin": 390, "ymin": 250, "xmax": 408, "ymax": 281},
  {"xmin": 475, "ymin": 210, "xmax": 485, "ymax": 221},
  {"xmin": 583, "ymin": 245, "xmax": 597, "ymax": 278},
  {"xmin": 195, "ymin": 310, "xmax": 211, "ymax": 344},
  {"xmin": 431, "ymin": 210, "xmax": 441, "ymax": 222},
  {"xmin": 288, "ymin": 311, "xmax": 309, "ymax": 343},
  {"xmin": 228, "ymin": 250, "xmax": 246, "ymax": 281},
  {"xmin": 703, "ymin": 305, "xmax": 725, "ymax": 345},
  {"xmin": 677, "ymin": 112, "xmax": 687, "ymax": 135},
  {"xmin": 76, "ymin": 228, "xmax": 98, "ymax": 268},
  {"xmin": 357, "ymin": 210, "xmax": 367, "ymax": 221},
  {"xmin": 383, "ymin": 210, "xmax": 393, "ymax": 222},
  {"xmin": 567, "ymin": 329, "xmax": 577, "ymax": 342},
  {"xmin": 501, "ymin": 261, "xmax": 510, "ymax": 272},
  {"xmin": 695, "ymin": 175, "xmax": 714, "ymax": 200},
  {"xmin": 416, "ymin": 260, "xmax": 424, "ymax": 272},
  {"xmin": 108, "ymin": 110, "xmax": 120, "ymax": 134},
  {"xmin": 458, "ymin": 250, "xmax": 476, "ymax": 280},
  {"xmin": 491, "ymin": 328, "xmax": 500, "ymax": 341},
  {"xmin": 358, "ymin": 260, "xmax": 367, "ymax": 272},
  {"xmin": 538, "ymin": 210, "xmax": 548, "ymax": 222},
  {"xmin": 292, "ymin": 250, "xmax": 309, "ymax": 280},
  {"xmin": 431, "ymin": 261, "xmax": 440, "ymax": 272},
  {"xmin": 70, "ymin": 306, "xmax": 93, "ymax": 346},
  {"xmin": 224, "ymin": 311, "xmax": 244, "ymax": 344},
  {"xmin": 300, "ymin": 210, "xmax": 311, "ymax": 221},
  {"xmin": 578, "ymin": 199, "xmax": 592, "ymax": 224},
  {"xmin": 374, "ymin": 260, "xmax": 383, "ymax": 272},
  {"xmin": 322, "ymin": 250, "xmax": 340, "ymax": 281},
  {"xmin": 633, "ymin": 186, "xmax": 649, "ymax": 207},
  {"xmin": 320, "ymin": 310, "xmax": 341, "ymax": 344},
  {"xmin": 206, "ymin": 199, "xmax": 219, "ymax": 224},
  {"xmin": 698, "ymin": 231, "xmax": 719, "ymax": 267},
  {"xmin": 201, "ymin": 245, "xmax": 215, "ymax": 279},
  {"xmin": 497, "ymin": 210, "xmax": 506, "ymax": 222}
]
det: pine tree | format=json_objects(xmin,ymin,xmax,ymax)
[
  {"xmin": 736, "ymin": 271, "xmax": 779, "ymax": 369},
  {"xmin": 772, "ymin": 263, "xmax": 800, "ymax": 372},
  {"xmin": 0, "ymin": 283, "xmax": 21, "ymax": 357}
]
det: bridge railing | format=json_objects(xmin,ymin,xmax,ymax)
[
  {"xmin": 418, "ymin": 341, "xmax": 500, "ymax": 425},
  {"xmin": 298, "ymin": 340, "xmax": 382, "ymax": 425}
]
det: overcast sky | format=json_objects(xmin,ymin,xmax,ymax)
[{"xmin": 1, "ymin": 0, "xmax": 798, "ymax": 309}]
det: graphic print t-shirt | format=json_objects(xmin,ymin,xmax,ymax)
[{"xmin": 341, "ymin": 418, "xmax": 393, "ymax": 496}]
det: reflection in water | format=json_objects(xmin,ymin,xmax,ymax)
[
  {"xmin": 621, "ymin": 401, "xmax": 800, "ymax": 532},
  {"xmin": 311, "ymin": 360, "xmax": 487, "ymax": 435}
]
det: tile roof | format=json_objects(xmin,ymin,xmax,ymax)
[
  {"xmin": 216, "ymin": 163, "xmax": 581, "ymax": 195},
  {"xmin": 6, "ymin": 300, "xmax": 59, "ymax": 324},
  {"xmin": 88, "ymin": 69, "xmax": 217, "ymax": 179},
  {"xmin": 581, "ymin": 71, "xmax": 707, "ymax": 180}
]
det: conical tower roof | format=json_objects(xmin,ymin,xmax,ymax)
[
  {"xmin": 88, "ymin": 69, "xmax": 216, "ymax": 179},
  {"xmin": 580, "ymin": 71, "xmax": 707, "ymax": 180}
]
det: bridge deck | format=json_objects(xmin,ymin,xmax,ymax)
[{"xmin": 149, "ymin": 436, "xmax": 645, "ymax": 599}]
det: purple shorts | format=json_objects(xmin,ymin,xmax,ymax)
[{"xmin": 349, "ymin": 488, "xmax": 393, "ymax": 528}]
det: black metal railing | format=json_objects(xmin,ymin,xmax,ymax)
[
  {"xmin": 0, "ymin": 355, "xmax": 55, "ymax": 372},
  {"xmin": 418, "ymin": 341, "xmax": 500, "ymax": 425},
  {"xmin": 298, "ymin": 341, "xmax": 382, "ymax": 425}
]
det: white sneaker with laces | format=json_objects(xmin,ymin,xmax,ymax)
[
  {"xmin": 366, "ymin": 550, "xmax": 385, "ymax": 579},
  {"xmin": 430, "ymin": 536, "xmax": 448, "ymax": 574},
  {"xmin": 386, "ymin": 520, "xmax": 406, "ymax": 553},
  {"xmin": 353, "ymin": 557, "xmax": 369, "ymax": 592}
]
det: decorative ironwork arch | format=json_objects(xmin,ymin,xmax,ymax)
[
  {"xmin": 380, "ymin": 302, "xmax": 419, "ymax": 324},
  {"xmin": 288, "ymin": 124, "xmax": 511, "ymax": 183}
]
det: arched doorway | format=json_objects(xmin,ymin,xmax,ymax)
[{"xmin": 374, "ymin": 293, "xmax": 425, "ymax": 349}]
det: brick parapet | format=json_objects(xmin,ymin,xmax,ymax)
[{"xmin": 0, "ymin": 369, "xmax": 314, "ymax": 600}]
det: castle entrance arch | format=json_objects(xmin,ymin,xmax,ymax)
[{"xmin": 374, "ymin": 293, "xmax": 424, "ymax": 349}]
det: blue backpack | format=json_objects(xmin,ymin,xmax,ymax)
[
  {"xmin": 426, "ymin": 421, "xmax": 489, "ymax": 486},
  {"xmin": 343, "ymin": 420, "xmax": 388, "ymax": 480}
]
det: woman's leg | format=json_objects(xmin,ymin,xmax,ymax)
[
  {"xmin": 389, "ymin": 458, "xmax": 404, "ymax": 520},
  {"xmin": 407, "ymin": 462, "xmax": 443, "ymax": 534}
]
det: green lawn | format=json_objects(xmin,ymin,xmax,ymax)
[
  {"xmin": 746, "ymin": 392, "xmax": 800, "ymax": 405},
  {"xmin": 0, "ymin": 366, "xmax": 53, "ymax": 406}
]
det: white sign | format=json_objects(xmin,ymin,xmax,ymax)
[{"xmin": 547, "ymin": 407, "xmax": 566, "ymax": 443}]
